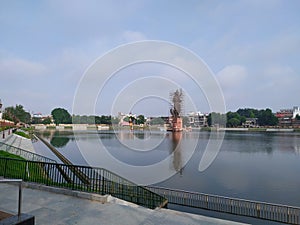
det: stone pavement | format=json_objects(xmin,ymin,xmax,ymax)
[{"xmin": 0, "ymin": 183, "xmax": 249, "ymax": 225}]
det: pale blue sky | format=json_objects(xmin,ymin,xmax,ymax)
[{"xmin": 1, "ymin": 0, "xmax": 299, "ymax": 116}]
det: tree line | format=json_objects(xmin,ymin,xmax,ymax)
[
  {"xmin": 207, "ymin": 108, "xmax": 279, "ymax": 127},
  {"xmin": 51, "ymin": 108, "xmax": 120, "ymax": 125},
  {"xmin": 2, "ymin": 105, "xmax": 282, "ymax": 127},
  {"xmin": 2, "ymin": 105, "xmax": 31, "ymax": 124}
]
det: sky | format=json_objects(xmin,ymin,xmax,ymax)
[{"xmin": 0, "ymin": 0, "xmax": 299, "ymax": 116}]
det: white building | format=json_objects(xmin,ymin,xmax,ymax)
[
  {"xmin": 118, "ymin": 112, "xmax": 137, "ymax": 126},
  {"xmin": 293, "ymin": 106, "xmax": 300, "ymax": 119},
  {"xmin": 187, "ymin": 111, "xmax": 208, "ymax": 127}
]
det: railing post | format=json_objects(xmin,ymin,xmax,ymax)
[
  {"xmin": 18, "ymin": 181, "xmax": 22, "ymax": 219},
  {"xmin": 72, "ymin": 166, "xmax": 76, "ymax": 189},
  {"xmin": 287, "ymin": 207, "xmax": 290, "ymax": 224},
  {"xmin": 101, "ymin": 170, "xmax": 105, "ymax": 195},
  {"xmin": 206, "ymin": 195, "xmax": 209, "ymax": 209},
  {"xmin": 4, "ymin": 158, "xmax": 8, "ymax": 177},
  {"xmin": 24, "ymin": 161, "xmax": 28, "ymax": 181},
  {"xmin": 256, "ymin": 203, "xmax": 260, "ymax": 218}
]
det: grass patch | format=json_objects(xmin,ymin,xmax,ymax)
[
  {"xmin": 0, "ymin": 150, "xmax": 24, "ymax": 160},
  {"xmin": 14, "ymin": 130, "xmax": 31, "ymax": 139},
  {"xmin": 0, "ymin": 152, "xmax": 50, "ymax": 183},
  {"xmin": 200, "ymin": 127, "xmax": 212, "ymax": 131},
  {"xmin": 46, "ymin": 126, "xmax": 56, "ymax": 129},
  {"xmin": 0, "ymin": 154, "xmax": 80, "ymax": 188},
  {"xmin": 20, "ymin": 127, "xmax": 34, "ymax": 132}
]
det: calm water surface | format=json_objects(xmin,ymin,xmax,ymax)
[{"xmin": 34, "ymin": 130, "xmax": 300, "ymax": 224}]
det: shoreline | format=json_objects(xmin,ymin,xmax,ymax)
[{"xmin": 32, "ymin": 125, "xmax": 300, "ymax": 133}]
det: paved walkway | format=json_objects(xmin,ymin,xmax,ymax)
[
  {"xmin": 1, "ymin": 132, "xmax": 35, "ymax": 153},
  {"xmin": 0, "ymin": 183, "xmax": 249, "ymax": 225}
]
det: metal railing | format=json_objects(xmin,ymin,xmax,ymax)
[
  {"xmin": 147, "ymin": 186, "xmax": 300, "ymax": 224},
  {"xmin": 0, "ymin": 157, "xmax": 167, "ymax": 209},
  {"xmin": 0, "ymin": 178, "xmax": 23, "ymax": 218},
  {"xmin": 0, "ymin": 141, "xmax": 56, "ymax": 163}
]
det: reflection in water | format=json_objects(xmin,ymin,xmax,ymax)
[
  {"xmin": 37, "ymin": 130, "xmax": 71, "ymax": 148},
  {"xmin": 171, "ymin": 132, "xmax": 183, "ymax": 175},
  {"xmin": 50, "ymin": 135, "xmax": 70, "ymax": 148}
]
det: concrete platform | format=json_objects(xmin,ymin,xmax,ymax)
[{"xmin": 0, "ymin": 183, "xmax": 249, "ymax": 225}]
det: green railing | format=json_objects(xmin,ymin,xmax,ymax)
[
  {"xmin": 0, "ymin": 157, "xmax": 167, "ymax": 209},
  {"xmin": 0, "ymin": 141, "xmax": 56, "ymax": 163}
]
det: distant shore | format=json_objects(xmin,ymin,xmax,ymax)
[
  {"xmin": 32, "ymin": 124, "xmax": 300, "ymax": 133},
  {"xmin": 200, "ymin": 127, "xmax": 300, "ymax": 132}
]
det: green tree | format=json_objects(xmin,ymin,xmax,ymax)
[
  {"xmin": 182, "ymin": 116, "xmax": 190, "ymax": 127},
  {"xmin": 31, "ymin": 117, "xmax": 41, "ymax": 124},
  {"xmin": 227, "ymin": 118, "xmax": 240, "ymax": 127},
  {"xmin": 150, "ymin": 117, "xmax": 165, "ymax": 125},
  {"xmin": 111, "ymin": 116, "xmax": 119, "ymax": 125},
  {"xmin": 296, "ymin": 115, "xmax": 300, "ymax": 120},
  {"xmin": 42, "ymin": 117, "xmax": 52, "ymax": 124},
  {"xmin": 51, "ymin": 108, "xmax": 72, "ymax": 125},
  {"xmin": 257, "ymin": 109, "xmax": 278, "ymax": 126},
  {"xmin": 136, "ymin": 115, "xmax": 145, "ymax": 125},
  {"xmin": 87, "ymin": 116, "xmax": 96, "ymax": 124},
  {"xmin": 72, "ymin": 115, "xmax": 81, "ymax": 124},
  {"xmin": 123, "ymin": 116, "xmax": 130, "ymax": 122},
  {"xmin": 3, "ymin": 104, "xmax": 31, "ymax": 124},
  {"xmin": 80, "ymin": 115, "xmax": 88, "ymax": 124},
  {"xmin": 226, "ymin": 112, "xmax": 242, "ymax": 127},
  {"xmin": 207, "ymin": 112, "xmax": 226, "ymax": 127},
  {"xmin": 95, "ymin": 116, "xmax": 101, "ymax": 124},
  {"xmin": 237, "ymin": 108, "xmax": 259, "ymax": 118},
  {"xmin": 100, "ymin": 115, "xmax": 112, "ymax": 124}
]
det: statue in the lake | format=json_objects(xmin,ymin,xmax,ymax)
[{"xmin": 169, "ymin": 89, "xmax": 183, "ymax": 132}]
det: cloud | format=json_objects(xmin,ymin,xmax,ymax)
[
  {"xmin": 261, "ymin": 65, "xmax": 298, "ymax": 89},
  {"xmin": 121, "ymin": 31, "xmax": 147, "ymax": 42},
  {"xmin": 217, "ymin": 65, "xmax": 247, "ymax": 90},
  {"xmin": 0, "ymin": 58, "xmax": 46, "ymax": 78}
]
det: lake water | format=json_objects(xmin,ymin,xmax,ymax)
[{"xmin": 33, "ymin": 130, "xmax": 300, "ymax": 224}]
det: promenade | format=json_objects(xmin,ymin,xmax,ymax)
[{"xmin": 0, "ymin": 183, "xmax": 248, "ymax": 225}]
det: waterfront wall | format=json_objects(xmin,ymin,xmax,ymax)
[{"xmin": 33, "ymin": 124, "xmax": 110, "ymax": 131}]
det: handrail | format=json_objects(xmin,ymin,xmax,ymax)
[
  {"xmin": 147, "ymin": 186, "xmax": 300, "ymax": 224},
  {"xmin": 0, "ymin": 157, "xmax": 167, "ymax": 209},
  {"xmin": 0, "ymin": 178, "xmax": 23, "ymax": 219},
  {"xmin": 0, "ymin": 141, "xmax": 56, "ymax": 163}
]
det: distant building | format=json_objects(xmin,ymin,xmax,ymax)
[
  {"xmin": 242, "ymin": 118, "xmax": 258, "ymax": 128},
  {"xmin": 276, "ymin": 109, "xmax": 293, "ymax": 126},
  {"xmin": 31, "ymin": 112, "xmax": 53, "ymax": 124},
  {"xmin": 187, "ymin": 112, "xmax": 208, "ymax": 127},
  {"xmin": 292, "ymin": 106, "xmax": 300, "ymax": 119},
  {"xmin": 275, "ymin": 106, "xmax": 300, "ymax": 127},
  {"xmin": 118, "ymin": 112, "xmax": 136, "ymax": 126}
]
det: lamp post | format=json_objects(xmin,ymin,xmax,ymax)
[
  {"xmin": 0, "ymin": 98, "xmax": 2, "ymax": 120},
  {"xmin": 0, "ymin": 99, "xmax": 3, "ymax": 138}
]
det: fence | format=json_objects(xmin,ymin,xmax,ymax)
[
  {"xmin": 0, "ymin": 157, "xmax": 167, "ymax": 209},
  {"xmin": 0, "ymin": 141, "xmax": 56, "ymax": 163},
  {"xmin": 147, "ymin": 186, "xmax": 300, "ymax": 224}
]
